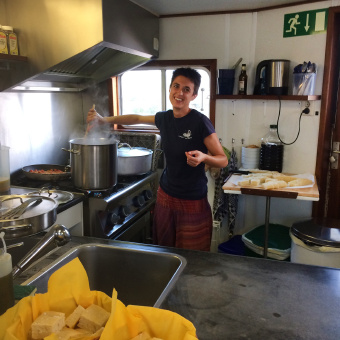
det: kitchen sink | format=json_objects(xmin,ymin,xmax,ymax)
[{"xmin": 23, "ymin": 243, "xmax": 186, "ymax": 307}]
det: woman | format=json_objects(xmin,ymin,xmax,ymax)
[{"xmin": 87, "ymin": 68, "xmax": 228, "ymax": 251}]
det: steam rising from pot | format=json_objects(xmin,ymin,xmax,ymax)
[
  {"xmin": 69, "ymin": 112, "xmax": 118, "ymax": 145},
  {"xmin": 71, "ymin": 117, "xmax": 118, "ymax": 145},
  {"xmin": 69, "ymin": 88, "xmax": 119, "ymax": 145}
]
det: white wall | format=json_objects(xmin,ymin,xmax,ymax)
[{"xmin": 158, "ymin": 1, "xmax": 334, "ymax": 235}]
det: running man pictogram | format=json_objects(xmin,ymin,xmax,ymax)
[{"xmin": 286, "ymin": 14, "xmax": 300, "ymax": 35}]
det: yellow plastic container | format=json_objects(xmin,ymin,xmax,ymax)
[
  {"xmin": 0, "ymin": 25, "xmax": 8, "ymax": 54},
  {"xmin": 2, "ymin": 26, "xmax": 18, "ymax": 55}
]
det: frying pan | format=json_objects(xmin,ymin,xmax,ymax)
[
  {"xmin": 0, "ymin": 194, "xmax": 58, "ymax": 239},
  {"xmin": 22, "ymin": 164, "xmax": 71, "ymax": 181}
]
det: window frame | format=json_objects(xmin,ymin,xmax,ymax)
[{"xmin": 107, "ymin": 59, "xmax": 217, "ymax": 132}]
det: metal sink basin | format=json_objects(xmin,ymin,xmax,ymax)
[{"xmin": 23, "ymin": 243, "xmax": 186, "ymax": 307}]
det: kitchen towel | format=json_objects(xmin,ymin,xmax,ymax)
[
  {"xmin": 212, "ymin": 145, "xmax": 231, "ymax": 221},
  {"xmin": 226, "ymin": 145, "xmax": 239, "ymax": 238}
]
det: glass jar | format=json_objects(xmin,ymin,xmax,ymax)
[{"xmin": 259, "ymin": 124, "xmax": 284, "ymax": 172}]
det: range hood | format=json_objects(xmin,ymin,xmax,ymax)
[{"xmin": 1, "ymin": 0, "xmax": 159, "ymax": 92}]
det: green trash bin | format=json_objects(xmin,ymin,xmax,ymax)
[{"xmin": 242, "ymin": 224, "xmax": 291, "ymax": 260}]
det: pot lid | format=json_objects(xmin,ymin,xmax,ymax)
[
  {"xmin": 291, "ymin": 218, "xmax": 340, "ymax": 247},
  {"xmin": 0, "ymin": 195, "xmax": 57, "ymax": 222},
  {"xmin": 70, "ymin": 137, "xmax": 118, "ymax": 146},
  {"xmin": 118, "ymin": 147, "xmax": 153, "ymax": 157},
  {"xmin": 27, "ymin": 189, "xmax": 74, "ymax": 205}
]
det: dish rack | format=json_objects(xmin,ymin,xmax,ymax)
[{"xmin": 114, "ymin": 132, "xmax": 162, "ymax": 171}]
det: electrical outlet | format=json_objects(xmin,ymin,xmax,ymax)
[
  {"xmin": 303, "ymin": 108, "xmax": 314, "ymax": 116},
  {"xmin": 302, "ymin": 101, "xmax": 316, "ymax": 116}
]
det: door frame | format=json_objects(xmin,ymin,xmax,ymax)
[{"xmin": 313, "ymin": 6, "xmax": 340, "ymax": 217}]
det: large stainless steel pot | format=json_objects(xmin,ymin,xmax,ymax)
[
  {"xmin": 118, "ymin": 146, "xmax": 153, "ymax": 175},
  {"xmin": 0, "ymin": 195, "xmax": 58, "ymax": 239},
  {"xmin": 63, "ymin": 137, "xmax": 118, "ymax": 190}
]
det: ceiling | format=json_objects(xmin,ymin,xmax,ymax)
[{"xmin": 131, "ymin": 0, "xmax": 313, "ymax": 16}]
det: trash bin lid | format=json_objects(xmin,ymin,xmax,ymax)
[{"xmin": 291, "ymin": 218, "xmax": 340, "ymax": 247}]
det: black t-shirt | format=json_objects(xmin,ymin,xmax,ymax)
[{"xmin": 155, "ymin": 109, "xmax": 215, "ymax": 200}]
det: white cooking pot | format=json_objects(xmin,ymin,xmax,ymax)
[{"xmin": 118, "ymin": 146, "xmax": 153, "ymax": 175}]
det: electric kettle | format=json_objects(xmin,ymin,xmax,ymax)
[{"xmin": 253, "ymin": 59, "xmax": 290, "ymax": 95}]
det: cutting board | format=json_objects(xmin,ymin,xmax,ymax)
[{"xmin": 222, "ymin": 174, "xmax": 319, "ymax": 200}]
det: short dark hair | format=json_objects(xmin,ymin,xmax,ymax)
[{"xmin": 170, "ymin": 68, "xmax": 201, "ymax": 95}]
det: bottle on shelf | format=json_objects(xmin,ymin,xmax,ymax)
[
  {"xmin": 259, "ymin": 124, "xmax": 284, "ymax": 172},
  {"xmin": 238, "ymin": 64, "xmax": 248, "ymax": 95},
  {"xmin": 0, "ymin": 25, "xmax": 9, "ymax": 54},
  {"xmin": 2, "ymin": 26, "xmax": 19, "ymax": 55}
]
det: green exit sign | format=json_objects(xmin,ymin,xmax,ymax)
[{"xmin": 283, "ymin": 8, "xmax": 328, "ymax": 37}]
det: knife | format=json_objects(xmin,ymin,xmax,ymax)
[{"xmin": 229, "ymin": 170, "xmax": 250, "ymax": 175}]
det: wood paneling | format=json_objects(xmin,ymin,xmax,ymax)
[{"xmin": 313, "ymin": 6, "xmax": 340, "ymax": 218}]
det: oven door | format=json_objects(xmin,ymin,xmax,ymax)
[{"xmin": 114, "ymin": 211, "xmax": 152, "ymax": 244}]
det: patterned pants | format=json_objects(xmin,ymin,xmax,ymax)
[{"xmin": 153, "ymin": 187, "xmax": 212, "ymax": 251}]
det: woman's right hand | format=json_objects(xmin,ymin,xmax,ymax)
[{"xmin": 87, "ymin": 107, "xmax": 105, "ymax": 124}]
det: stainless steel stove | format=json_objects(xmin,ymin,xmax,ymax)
[
  {"xmin": 10, "ymin": 132, "xmax": 161, "ymax": 243},
  {"xmin": 84, "ymin": 171, "xmax": 158, "ymax": 241},
  {"xmin": 10, "ymin": 170, "xmax": 159, "ymax": 243}
]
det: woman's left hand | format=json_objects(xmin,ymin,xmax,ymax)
[{"xmin": 185, "ymin": 151, "xmax": 205, "ymax": 167}]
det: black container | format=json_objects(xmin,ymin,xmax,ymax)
[
  {"xmin": 218, "ymin": 69, "xmax": 235, "ymax": 95},
  {"xmin": 259, "ymin": 125, "xmax": 284, "ymax": 172},
  {"xmin": 259, "ymin": 144, "xmax": 284, "ymax": 172}
]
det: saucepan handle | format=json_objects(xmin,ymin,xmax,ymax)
[
  {"xmin": 0, "ymin": 224, "xmax": 33, "ymax": 231},
  {"xmin": 118, "ymin": 143, "xmax": 132, "ymax": 149}
]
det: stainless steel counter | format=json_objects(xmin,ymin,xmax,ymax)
[{"xmin": 13, "ymin": 236, "xmax": 340, "ymax": 340}]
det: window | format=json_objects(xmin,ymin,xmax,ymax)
[
  {"xmin": 121, "ymin": 70, "xmax": 162, "ymax": 118},
  {"xmin": 109, "ymin": 59, "xmax": 217, "ymax": 131},
  {"xmin": 119, "ymin": 67, "xmax": 211, "ymax": 129}
]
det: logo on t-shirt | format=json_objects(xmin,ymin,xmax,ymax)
[{"xmin": 179, "ymin": 130, "xmax": 192, "ymax": 139}]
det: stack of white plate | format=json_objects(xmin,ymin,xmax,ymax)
[{"xmin": 241, "ymin": 146, "xmax": 260, "ymax": 169}]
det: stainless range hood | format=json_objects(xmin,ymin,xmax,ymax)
[{"xmin": 1, "ymin": 0, "xmax": 159, "ymax": 92}]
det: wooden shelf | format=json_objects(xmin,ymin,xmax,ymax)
[
  {"xmin": 0, "ymin": 54, "xmax": 27, "ymax": 63},
  {"xmin": 216, "ymin": 94, "xmax": 321, "ymax": 101}
]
